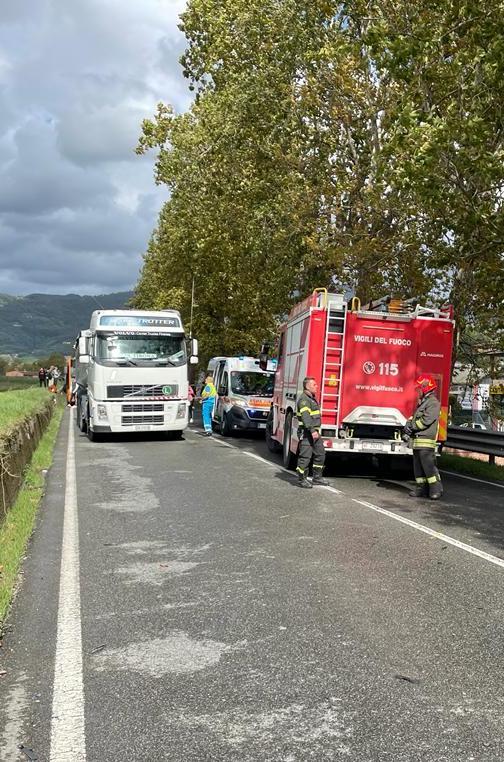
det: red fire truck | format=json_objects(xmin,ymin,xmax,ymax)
[{"xmin": 264, "ymin": 289, "xmax": 454, "ymax": 469}]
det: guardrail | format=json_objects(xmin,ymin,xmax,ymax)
[{"xmin": 444, "ymin": 426, "xmax": 504, "ymax": 464}]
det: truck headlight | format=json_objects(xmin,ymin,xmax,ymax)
[
  {"xmin": 97, "ymin": 404, "xmax": 108, "ymax": 420},
  {"xmin": 176, "ymin": 403, "xmax": 186, "ymax": 419}
]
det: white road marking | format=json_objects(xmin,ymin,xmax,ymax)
[
  {"xmin": 200, "ymin": 431, "xmax": 504, "ymax": 571},
  {"xmin": 351, "ymin": 499, "xmax": 504, "ymax": 570},
  {"xmin": 50, "ymin": 415, "xmax": 86, "ymax": 761},
  {"xmin": 440, "ymin": 470, "xmax": 504, "ymax": 490}
]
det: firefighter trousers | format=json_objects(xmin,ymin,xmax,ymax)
[
  {"xmin": 413, "ymin": 448, "xmax": 441, "ymax": 488},
  {"xmin": 297, "ymin": 431, "xmax": 325, "ymax": 477}
]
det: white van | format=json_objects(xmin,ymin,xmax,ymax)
[{"xmin": 207, "ymin": 356, "xmax": 276, "ymax": 435}]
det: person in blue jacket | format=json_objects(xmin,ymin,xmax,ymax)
[{"xmin": 200, "ymin": 374, "xmax": 217, "ymax": 436}]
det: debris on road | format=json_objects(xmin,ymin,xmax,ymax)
[
  {"xmin": 394, "ymin": 674, "xmax": 421, "ymax": 685},
  {"xmin": 90, "ymin": 644, "xmax": 106, "ymax": 655},
  {"xmin": 19, "ymin": 744, "xmax": 37, "ymax": 760}
]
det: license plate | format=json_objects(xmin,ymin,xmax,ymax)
[
  {"xmin": 135, "ymin": 425, "xmax": 151, "ymax": 431},
  {"xmin": 362, "ymin": 442, "xmax": 384, "ymax": 451},
  {"xmin": 258, "ymin": 423, "xmax": 266, "ymax": 429}
]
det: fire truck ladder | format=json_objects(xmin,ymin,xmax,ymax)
[{"xmin": 320, "ymin": 296, "xmax": 347, "ymax": 430}]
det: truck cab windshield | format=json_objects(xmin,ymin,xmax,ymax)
[
  {"xmin": 96, "ymin": 333, "xmax": 186, "ymax": 367},
  {"xmin": 231, "ymin": 371, "xmax": 274, "ymax": 397}
]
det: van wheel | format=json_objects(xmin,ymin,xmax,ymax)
[
  {"xmin": 282, "ymin": 412, "xmax": 298, "ymax": 470},
  {"xmin": 220, "ymin": 412, "xmax": 232, "ymax": 437},
  {"xmin": 266, "ymin": 411, "xmax": 281, "ymax": 453}
]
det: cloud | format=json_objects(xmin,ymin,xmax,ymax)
[{"xmin": 0, "ymin": 0, "xmax": 189, "ymax": 295}]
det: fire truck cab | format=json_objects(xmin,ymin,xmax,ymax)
[{"xmin": 265, "ymin": 289, "xmax": 454, "ymax": 469}]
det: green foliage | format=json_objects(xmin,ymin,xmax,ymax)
[
  {"xmin": 135, "ymin": 0, "xmax": 504, "ymax": 364},
  {"xmin": 0, "ymin": 401, "xmax": 64, "ymax": 626}
]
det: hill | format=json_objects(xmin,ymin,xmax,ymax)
[{"xmin": 0, "ymin": 292, "xmax": 133, "ymax": 357}]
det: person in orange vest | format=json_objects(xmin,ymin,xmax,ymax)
[{"xmin": 403, "ymin": 374, "xmax": 443, "ymax": 500}]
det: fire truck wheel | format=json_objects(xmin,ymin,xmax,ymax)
[
  {"xmin": 282, "ymin": 412, "xmax": 298, "ymax": 470},
  {"xmin": 266, "ymin": 413, "xmax": 281, "ymax": 453}
]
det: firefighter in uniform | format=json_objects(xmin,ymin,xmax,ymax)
[
  {"xmin": 296, "ymin": 377, "xmax": 328, "ymax": 489},
  {"xmin": 403, "ymin": 374, "xmax": 443, "ymax": 500}
]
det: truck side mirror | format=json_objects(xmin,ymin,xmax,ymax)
[
  {"xmin": 78, "ymin": 336, "xmax": 89, "ymax": 364},
  {"xmin": 189, "ymin": 337, "xmax": 198, "ymax": 365},
  {"xmin": 218, "ymin": 385, "xmax": 226, "ymax": 396},
  {"xmin": 258, "ymin": 343, "xmax": 270, "ymax": 370}
]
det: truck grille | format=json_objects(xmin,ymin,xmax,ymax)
[
  {"xmin": 108, "ymin": 384, "xmax": 178, "ymax": 398},
  {"xmin": 121, "ymin": 404, "xmax": 164, "ymax": 413},
  {"xmin": 121, "ymin": 415, "xmax": 164, "ymax": 426}
]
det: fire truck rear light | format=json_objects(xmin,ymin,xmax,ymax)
[{"xmin": 324, "ymin": 439, "xmax": 332, "ymax": 448}]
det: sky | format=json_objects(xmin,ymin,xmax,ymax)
[{"xmin": 0, "ymin": 0, "xmax": 190, "ymax": 296}]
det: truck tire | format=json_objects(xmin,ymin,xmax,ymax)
[
  {"xmin": 266, "ymin": 411, "xmax": 281, "ymax": 453},
  {"xmin": 86, "ymin": 407, "xmax": 98, "ymax": 442},
  {"xmin": 78, "ymin": 398, "xmax": 87, "ymax": 433},
  {"xmin": 282, "ymin": 411, "xmax": 298, "ymax": 470}
]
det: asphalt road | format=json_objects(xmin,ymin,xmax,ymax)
[{"xmin": 1, "ymin": 412, "xmax": 504, "ymax": 761}]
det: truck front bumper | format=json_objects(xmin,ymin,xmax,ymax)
[{"xmin": 89, "ymin": 399, "xmax": 188, "ymax": 432}]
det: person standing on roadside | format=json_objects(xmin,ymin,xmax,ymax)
[
  {"xmin": 200, "ymin": 374, "xmax": 217, "ymax": 436},
  {"xmin": 188, "ymin": 384, "xmax": 196, "ymax": 424},
  {"xmin": 403, "ymin": 374, "xmax": 443, "ymax": 500},
  {"xmin": 296, "ymin": 377, "xmax": 328, "ymax": 489},
  {"xmin": 38, "ymin": 367, "xmax": 46, "ymax": 387}
]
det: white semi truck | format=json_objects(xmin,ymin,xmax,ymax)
[{"xmin": 74, "ymin": 309, "xmax": 198, "ymax": 441}]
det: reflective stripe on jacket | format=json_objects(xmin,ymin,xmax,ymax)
[
  {"xmin": 411, "ymin": 391, "xmax": 440, "ymax": 449},
  {"xmin": 201, "ymin": 382, "xmax": 217, "ymax": 400},
  {"xmin": 296, "ymin": 391, "xmax": 321, "ymax": 433}
]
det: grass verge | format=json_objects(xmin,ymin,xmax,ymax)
[
  {"xmin": 0, "ymin": 387, "xmax": 50, "ymax": 433},
  {"xmin": 439, "ymin": 452, "xmax": 504, "ymax": 483},
  {"xmin": 0, "ymin": 401, "xmax": 64, "ymax": 628}
]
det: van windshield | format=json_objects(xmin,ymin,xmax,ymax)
[
  {"xmin": 230, "ymin": 371, "xmax": 274, "ymax": 397},
  {"xmin": 96, "ymin": 333, "xmax": 186, "ymax": 366}
]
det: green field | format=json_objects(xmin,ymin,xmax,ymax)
[
  {"xmin": 0, "ymin": 375, "xmax": 38, "ymax": 392},
  {"xmin": 0, "ymin": 387, "xmax": 52, "ymax": 436}
]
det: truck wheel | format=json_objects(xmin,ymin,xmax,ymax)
[
  {"xmin": 86, "ymin": 408, "xmax": 98, "ymax": 442},
  {"xmin": 282, "ymin": 412, "xmax": 298, "ymax": 470},
  {"xmin": 266, "ymin": 411, "xmax": 281, "ymax": 453},
  {"xmin": 220, "ymin": 412, "xmax": 232, "ymax": 437},
  {"xmin": 79, "ymin": 401, "xmax": 87, "ymax": 432}
]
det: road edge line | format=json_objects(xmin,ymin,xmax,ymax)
[
  {"xmin": 352, "ymin": 498, "xmax": 504, "ymax": 570},
  {"xmin": 439, "ymin": 469, "xmax": 504, "ymax": 490},
  {"xmin": 50, "ymin": 414, "xmax": 86, "ymax": 760}
]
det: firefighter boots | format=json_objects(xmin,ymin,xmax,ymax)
[
  {"xmin": 428, "ymin": 481, "xmax": 443, "ymax": 500},
  {"xmin": 298, "ymin": 475, "xmax": 313, "ymax": 489},
  {"xmin": 409, "ymin": 484, "xmax": 428, "ymax": 498},
  {"xmin": 312, "ymin": 475, "xmax": 329, "ymax": 486}
]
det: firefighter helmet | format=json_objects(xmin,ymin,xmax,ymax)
[{"xmin": 414, "ymin": 374, "xmax": 437, "ymax": 392}]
